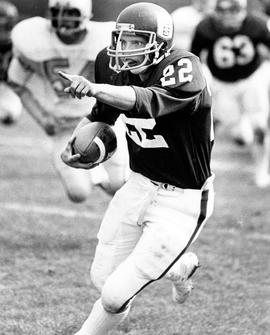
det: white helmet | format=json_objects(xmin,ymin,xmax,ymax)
[{"xmin": 48, "ymin": 0, "xmax": 92, "ymax": 43}]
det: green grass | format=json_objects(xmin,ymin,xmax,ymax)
[{"xmin": 0, "ymin": 112, "xmax": 269, "ymax": 335}]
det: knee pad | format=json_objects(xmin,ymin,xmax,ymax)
[
  {"xmin": 57, "ymin": 163, "xmax": 91, "ymax": 202},
  {"xmin": 101, "ymin": 282, "xmax": 132, "ymax": 314},
  {"xmin": 66, "ymin": 184, "xmax": 90, "ymax": 203},
  {"xmin": 100, "ymin": 263, "xmax": 146, "ymax": 314}
]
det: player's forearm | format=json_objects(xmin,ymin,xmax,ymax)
[
  {"xmin": 60, "ymin": 71, "xmax": 136, "ymax": 110},
  {"xmin": 90, "ymin": 83, "xmax": 136, "ymax": 111}
]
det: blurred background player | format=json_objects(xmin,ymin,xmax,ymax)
[
  {"xmin": 0, "ymin": 0, "xmax": 22, "ymax": 125},
  {"xmin": 191, "ymin": 0, "xmax": 270, "ymax": 188},
  {"xmin": 171, "ymin": 0, "xmax": 214, "ymax": 51},
  {"xmin": 8, "ymin": 0, "xmax": 129, "ymax": 202}
]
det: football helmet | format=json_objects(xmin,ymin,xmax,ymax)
[
  {"xmin": 48, "ymin": 0, "xmax": 92, "ymax": 43},
  {"xmin": 0, "ymin": 1, "xmax": 19, "ymax": 46},
  {"xmin": 107, "ymin": 3, "xmax": 174, "ymax": 72},
  {"xmin": 214, "ymin": 0, "xmax": 247, "ymax": 32}
]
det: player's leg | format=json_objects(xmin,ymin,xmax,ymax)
[
  {"xmin": 0, "ymin": 82, "xmax": 22, "ymax": 125},
  {"xmin": 129, "ymin": 177, "xmax": 214, "ymax": 305},
  {"xmin": 100, "ymin": 175, "xmax": 214, "ymax": 310},
  {"xmin": 90, "ymin": 171, "xmax": 155, "ymax": 291},
  {"xmin": 74, "ymin": 298, "xmax": 130, "ymax": 335},
  {"xmin": 76, "ymin": 172, "xmax": 154, "ymax": 335},
  {"xmin": 52, "ymin": 131, "xmax": 93, "ymax": 202},
  {"xmin": 78, "ymin": 174, "xmax": 214, "ymax": 335},
  {"xmin": 240, "ymin": 64, "xmax": 270, "ymax": 187},
  {"xmin": 167, "ymin": 251, "xmax": 199, "ymax": 303},
  {"xmin": 210, "ymin": 78, "xmax": 242, "ymax": 137}
]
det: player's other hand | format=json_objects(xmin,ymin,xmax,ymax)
[
  {"xmin": 58, "ymin": 71, "xmax": 95, "ymax": 100},
  {"xmin": 60, "ymin": 137, "xmax": 98, "ymax": 170}
]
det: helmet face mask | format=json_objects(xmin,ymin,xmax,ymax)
[
  {"xmin": 107, "ymin": 3, "xmax": 174, "ymax": 73},
  {"xmin": 48, "ymin": 0, "xmax": 92, "ymax": 44},
  {"xmin": 108, "ymin": 24, "xmax": 163, "ymax": 72},
  {"xmin": 50, "ymin": 7, "xmax": 81, "ymax": 30}
]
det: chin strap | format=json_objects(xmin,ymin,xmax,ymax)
[{"xmin": 152, "ymin": 44, "xmax": 173, "ymax": 66}]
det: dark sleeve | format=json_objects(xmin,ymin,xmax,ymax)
[
  {"xmin": 87, "ymin": 48, "xmax": 121, "ymax": 125},
  {"xmin": 127, "ymin": 55, "xmax": 206, "ymax": 119}
]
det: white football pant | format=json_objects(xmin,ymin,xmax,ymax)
[
  {"xmin": 211, "ymin": 62, "xmax": 270, "ymax": 134},
  {"xmin": 210, "ymin": 62, "xmax": 270, "ymax": 187},
  {"xmin": 90, "ymin": 171, "xmax": 215, "ymax": 313}
]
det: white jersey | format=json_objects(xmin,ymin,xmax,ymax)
[
  {"xmin": 171, "ymin": 6, "xmax": 203, "ymax": 51},
  {"xmin": 10, "ymin": 17, "xmax": 114, "ymax": 119}
]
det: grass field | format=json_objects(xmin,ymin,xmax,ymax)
[{"xmin": 0, "ymin": 112, "xmax": 270, "ymax": 335}]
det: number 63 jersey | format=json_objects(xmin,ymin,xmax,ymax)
[
  {"xmin": 90, "ymin": 48, "xmax": 214, "ymax": 190},
  {"xmin": 191, "ymin": 13, "xmax": 270, "ymax": 82},
  {"xmin": 9, "ymin": 17, "xmax": 114, "ymax": 119}
]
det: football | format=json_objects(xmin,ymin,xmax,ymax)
[{"xmin": 72, "ymin": 121, "xmax": 117, "ymax": 165}]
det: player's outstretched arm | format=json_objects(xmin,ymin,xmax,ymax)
[
  {"xmin": 8, "ymin": 57, "xmax": 59, "ymax": 135},
  {"xmin": 59, "ymin": 71, "xmax": 136, "ymax": 111},
  {"xmin": 9, "ymin": 83, "xmax": 58, "ymax": 136}
]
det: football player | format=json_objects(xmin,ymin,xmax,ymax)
[
  {"xmin": 60, "ymin": 3, "xmax": 215, "ymax": 334},
  {"xmin": 0, "ymin": 0, "xmax": 22, "ymax": 125},
  {"xmin": 191, "ymin": 0, "xmax": 270, "ymax": 188},
  {"xmin": 171, "ymin": 0, "xmax": 214, "ymax": 51},
  {"xmin": 8, "ymin": 0, "xmax": 129, "ymax": 202}
]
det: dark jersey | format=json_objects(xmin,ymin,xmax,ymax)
[
  {"xmin": 88, "ymin": 48, "xmax": 213, "ymax": 190},
  {"xmin": 191, "ymin": 13, "xmax": 270, "ymax": 82},
  {"xmin": 0, "ymin": 41, "xmax": 12, "ymax": 81}
]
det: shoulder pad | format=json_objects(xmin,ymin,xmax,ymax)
[
  {"xmin": 172, "ymin": 6, "xmax": 202, "ymax": 29},
  {"xmin": 11, "ymin": 17, "xmax": 51, "ymax": 61}
]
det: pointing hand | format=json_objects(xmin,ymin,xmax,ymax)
[{"xmin": 58, "ymin": 71, "xmax": 95, "ymax": 99}]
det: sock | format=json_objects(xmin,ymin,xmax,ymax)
[{"xmin": 74, "ymin": 298, "xmax": 130, "ymax": 335}]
